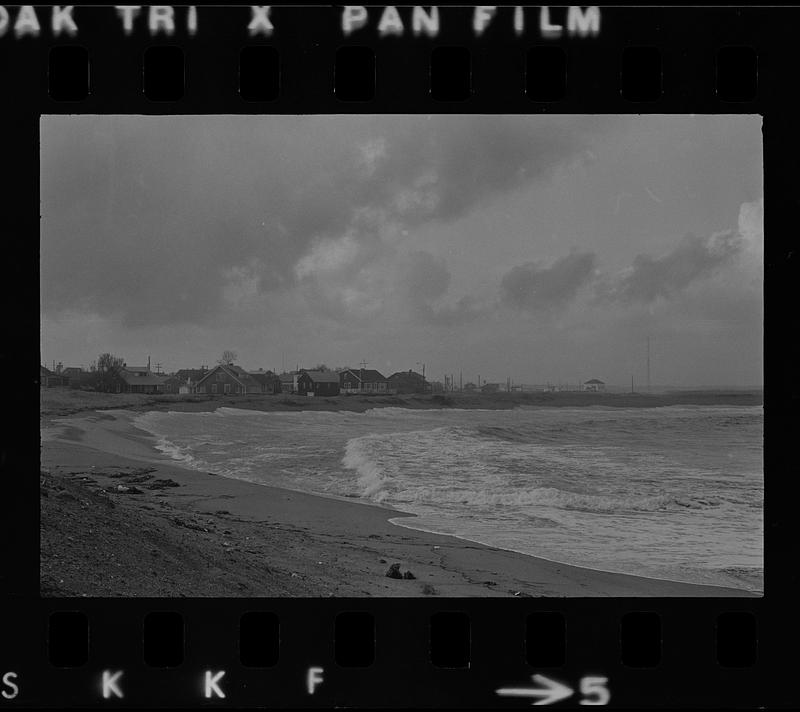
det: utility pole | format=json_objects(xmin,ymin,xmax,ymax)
[
  {"xmin": 459, "ymin": 370, "xmax": 462, "ymax": 392},
  {"xmin": 360, "ymin": 359, "xmax": 368, "ymax": 393},
  {"xmin": 647, "ymin": 336, "xmax": 651, "ymax": 393},
  {"xmin": 631, "ymin": 374, "xmax": 634, "ymax": 394}
]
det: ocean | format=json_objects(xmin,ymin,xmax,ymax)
[{"xmin": 133, "ymin": 404, "xmax": 763, "ymax": 593}]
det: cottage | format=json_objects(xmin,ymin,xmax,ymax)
[
  {"xmin": 387, "ymin": 370, "xmax": 426, "ymax": 394},
  {"xmin": 296, "ymin": 370, "xmax": 340, "ymax": 397},
  {"xmin": 195, "ymin": 364, "xmax": 265, "ymax": 395},
  {"xmin": 163, "ymin": 367, "xmax": 208, "ymax": 394},
  {"xmin": 339, "ymin": 368, "xmax": 392, "ymax": 395},
  {"xmin": 248, "ymin": 370, "xmax": 282, "ymax": 394},
  {"xmin": 583, "ymin": 378, "xmax": 606, "ymax": 392},
  {"xmin": 60, "ymin": 366, "xmax": 83, "ymax": 379},
  {"xmin": 109, "ymin": 364, "xmax": 167, "ymax": 394},
  {"xmin": 279, "ymin": 372, "xmax": 299, "ymax": 394},
  {"xmin": 39, "ymin": 365, "xmax": 69, "ymax": 388}
]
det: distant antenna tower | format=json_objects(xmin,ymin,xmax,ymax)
[{"xmin": 647, "ymin": 336, "xmax": 651, "ymax": 393}]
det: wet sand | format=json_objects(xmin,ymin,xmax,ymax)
[{"xmin": 39, "ymin": 410, "xmax": 754, "ymax": 598}]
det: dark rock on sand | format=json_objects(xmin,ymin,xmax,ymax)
[
  {"xmin": 403, "ymin": 570, "xmax": 416, "ymax": 580},
  {"xmin": 385, "ymin": 563, "xmax": 403, "ymax": 579},
  {"xmin": 146, "ymin": 479, "xmax": 181, "ymax": 490}
]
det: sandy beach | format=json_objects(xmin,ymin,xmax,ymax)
[{"xmin": 39, "ymin": 399, "xmax": 756, "ymax": 598}]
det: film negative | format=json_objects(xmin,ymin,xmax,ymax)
[{"xmin": 0, "ymin": 3, "xmax": 791, "ymax": 709}]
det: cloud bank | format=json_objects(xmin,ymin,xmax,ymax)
[
  {"xmin": 41, "ymin": 115, "xmax": 600, "ymax": 329},
  {"xmin": 500, "ymin": 252, "xmax": 597, "ymax": 312},
  {"xmin": 596, "ymin": 230, "xmax": 745, "ymax": 305}
]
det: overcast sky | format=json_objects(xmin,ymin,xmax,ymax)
[{"xmin": 41, "ymin": 115, "xmax": 763, "ymax": 386}]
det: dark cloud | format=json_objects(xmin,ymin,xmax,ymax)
[
  {"xmin": 596, "ymin": 231, "xmax": 743, "ymax": 304},
  {"xmin": 500, "ymin": 252, "xmax": 597, "ymax": 312},
  {"xmin": 398, "ymin": 251, "xmax": 484, "ymax": 326},
  {"xmin": 41, "ymin": 116, "xmax": 600, "ymax": 328}
]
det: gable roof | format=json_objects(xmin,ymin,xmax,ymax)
[
  {"xmin": 340, "ymin": 368, "xmax": 387, "ymax": 382},
  {"xmin": 248, "ymin": 371, "xmax": 280, "ymax": 384},
  {"xmin": 585, "ymin": 379, "xmax": 605, "ymax": 384},
  {"xmin": 118, "ymin": 369, "xmax": 166, "ymax": 386},
  {"xmin": 388, "ymin": 370, "xmax": 423, "ymax": 380},
  {"xmin": 301, "ymin": 370, "xmax": 340, "ymax": 384},
  {"xmin": 196, "ymin": 364, "xmax": 253, "ymax": 387},
  {"xmin": 173, "ymin": 368, "xmax": 207, "ymax": 382}
]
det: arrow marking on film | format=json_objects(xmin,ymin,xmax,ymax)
[{"xmin": 496, "ymin": 674, "xmax": 574, "ymax": 706}]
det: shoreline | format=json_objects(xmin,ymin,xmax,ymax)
[
  {"xmin": 40, "ymin": 387, "xmax": 764, "ymax": 421},
  {"xmin": 39, "ymin": 409, "xmax": 756, "ymax": 597}
]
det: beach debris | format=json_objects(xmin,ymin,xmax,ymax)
[
  {"xmin": 172, "ymin": 517, "xmax": 209, "ymax": 533},
  {"xmin": 483, "ymin": 580, "xmax": 497, "ymax": 587},
  {"xmin": 379, "ymin": 558, "xmax": 387, "ymax": 564},
  {"xmin": 432, "ymin": 546, "xmax": 440, "ymax": 550},
  {"xmin": 126, "ymin": 474, "xmax": 154, "ymax": 484},
  {"xmin": 146, "ymin": 479, "xmax": 180, "ymax": 490},
  {"xmin": 513, "ymin": 591, "xmax": 521, "ymax": 597},
  {"xmin": 114, "ymin": 484, "xmax": 143, "ymax": 494},
  {"xmin": 402, "ymin": 571, "xmax": 416, "ymax": 580},
  {"xmin": 368, "ymin": 534, "xmax": 381, "ymax": 539},
  {"xmin": 385, "ymin": 563, "xmax": 403, "ymax": 579},
  {"xmin": 421, "ymin": 584, "xmax": 437, "ymax": 595}
]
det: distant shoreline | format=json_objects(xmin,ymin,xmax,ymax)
[{"xmin": 41, "ymin": 387, "xmax": 763, "ymax": 422}]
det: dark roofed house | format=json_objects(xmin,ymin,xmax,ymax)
[
  {"xmin": 195, "ymin": 364, "xmax": 264, "ymax": 395},
  {"xmin": 583, "ymin": 378, "xmax": 606, "ymax": 392},
  {"xmin": 40, "ymin": 365, "xmax": 69, "ymax": 388},
  {"xmin": 297, "ymin": 370, "xmax": 340, "ymax": 397},
  {"xmin": 163, "ymin": 368, "xmax": 208, "ymax": 394},
  {"xmin": 279, "ymin": 372, "xmax": 298, "ymax": 394},
  {"xmin": 339, "ymin": 368, "xmax": 392, "ymax": 394},
  {"xmin": 61, "ymin": 366, "xmax": 84, "ymax": 380},
  {"xmin": 104, "ymin": 364, "xmax": 167, "ymax": 394},
  {"xmin": 248, "ymin": 370, "xmax": 282, "ymax": 395},
  {"xmin": 387, "ymin": 370, "xmax": 426, "ymax": 394}
]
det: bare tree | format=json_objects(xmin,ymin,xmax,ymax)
[
  {"xmin": 95, "ymin": 353, "xmax": 124, "ymax": 392},
  {"xmin": 313, "ymin": 363, "xmax": 330, "ymax": 372},
  {"xmin": 218, "ymin": 350, "xmax": 238, "ymax": 365}
]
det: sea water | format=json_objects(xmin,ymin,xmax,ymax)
[{"xmin": 133, "ymin": 405, "xmax": 763, "ymax": 592}]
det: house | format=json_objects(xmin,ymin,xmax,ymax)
[
  {"xmin": 109, "ymin": 364, "xmax": 167, "ymax": 394},
  {"xmin": 583, "ymin": 378, "xmax": 606, "ymax": 392},
  {"xmin": 279, "ymin": 372, "xmax": 299, "ymax": 394},
  {"xmin": 163, "ymin": 368, "xmax": 208, "ymax": 394},
  {"xmin": 339, "ymin": 368, "xmax": 392, "ymax": 395},
  {"xmin": 61, "ymin": 366, "xmax": 84, "ymax": 379},
  {"xmin": 387, "ymin": 370, "xmax": 427, "ymax": 394},
  {"xmin": 481, "ymin": 382, "xmax": 500, "ymax": 394},
  {"xmin": 296, "ymin": 370, "xmax": 340, "ymax": 397},
  {"xmin": 194, "ymin": 364, "xmax": 265, "ymax": 395},
  {"xmin": 40, "ymin": 365, "xmax": 69, "ymax": 388},
  {"xmin": 248, "ymin": 370, "xmax": 282, "ymax": 394}
]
